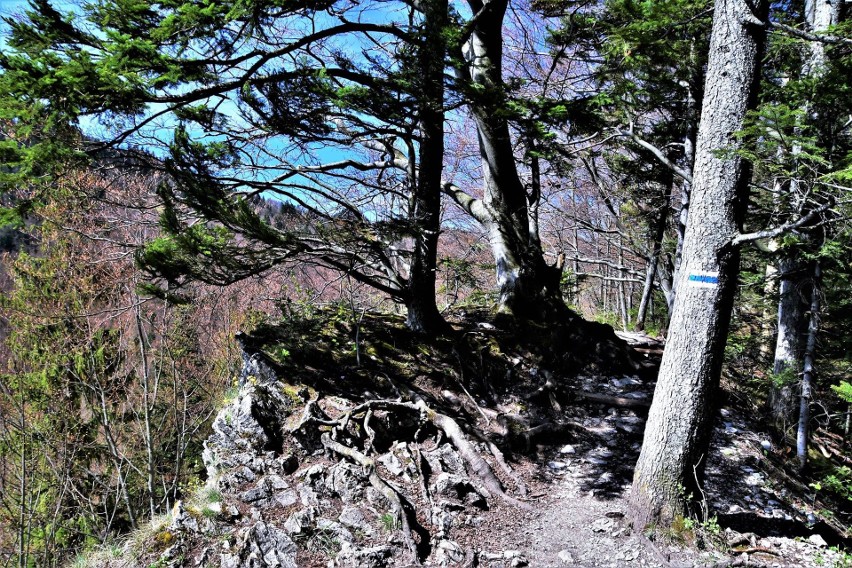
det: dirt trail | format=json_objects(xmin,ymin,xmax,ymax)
[{"xmin": 480, "ymin": 389, "xmax": 850, "ymax": 568}]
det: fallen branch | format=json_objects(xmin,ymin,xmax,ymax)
[{"xmin": 570, "ymin": 389, "xmax": 652, "ymax": 409}]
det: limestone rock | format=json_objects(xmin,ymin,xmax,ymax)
[
  {"xmin": 332, "ymin": 543, "xmax": 392, "ymax": 568},
  {"xmin": 434, "ymin": 539, "xmax": 466, "ymax": 565},
  {"xmin": 326, "ymin": 460, "xmax": 367, "ymax": 501},
  {"xmin": 222, "ymin": 521, "xmax": 297, "ymax": 568}
]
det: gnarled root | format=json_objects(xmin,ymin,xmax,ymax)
[
  {"xmin": 413, "ymin": 399, "xmax": 533, "ymax": 511},
  {"xmin": 320, "ymin": 433, "xmax": 424, "ymax": 564}
]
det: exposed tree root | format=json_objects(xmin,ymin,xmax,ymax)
[
  {"xmin": 413, "ymin": 398, "xmax": 534, "ymax": 511},
  {"xmin": 296, "ymin": 391, "xmax": 532, "ymax": 512},
  {"xmin": 484, "ymin": 437, "xmax": 528, "ymax": 497},
  {"xmin": 320, "ymin": 433, "xmax": 425, "ymax": 563}
]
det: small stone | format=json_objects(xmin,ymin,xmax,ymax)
[
  {"xmin": 338, "ymin": 506, "xmax": 367, "ymax": 529},
  {"xmin": 298, "ymin": 463, "xmax": 326, "ymax": 479},
  {"xmin": 808, "ymin": 534, "xmax": 828, "ymax": 547},
  {"xmin": 297, "ymin": 484, "xmax": 320, "ymax": 507},
  {"xmin": 548, "ymin": 460, "xmax": 569, "ymax": 470},
  {"xmin": 275, "ymin": 489, "xmax": 299, "ymax": 508},
  {"xmin": 317, "ymin": 518, "xmax": 354, "ymax": 544},
  {"xmin": 560, "ymin": 445, "xmax": 576, "ymax": 455},
  {"xmin": 435, "ymin": 539, "xmax": 466, "ymax": 565},
  {"xmin": 266, "ymin": 474, "xmax": 290, "ymax": 490},
  {"xmin": 239, "ymin": 485, "xmax": 269, "ymax": 504},
  {"xmin": 744, "ymin": 473, "xmax": 764, "ymax": 486},
  {"xmin": 334, "ymin": 543, "xmax": 392, "ymax": 568},
  {"xmin": 378, "ymin": 452, "xmax": 405, "ymax": 476},
  {"xmin": 284, "ymin": 509, "xmax": 314, "ymax": 535},
  {"xmin": 558, "ymin": 549, "xmax": 575, "ymax": 564}
]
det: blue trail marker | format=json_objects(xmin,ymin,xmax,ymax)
[{"xmin": 687, "ymin": 271, "xmax": 719, "ymax": 288}]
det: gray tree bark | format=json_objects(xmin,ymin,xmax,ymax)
[
  {"xmin": 629, "ymin": 0, "xmax": 767, "ymax": 530},
  {"xmin": 406, "ymin": 0, "xmax": 448, "ymax": 334},
  {"xmin": 445, "ymin": 0, "xmax": 563, "ymax": 317},
  {"xmin": 635, "ymin": 179, "xmax": 674, "ymax": 331},
  {"xmin": 767, "ymin": 0, "xmax": 840, "ymax": 432},
  {"xmin": 797, "ymin": 260, "xmax": 821, "ymax": 470},
  {"xmin": 768, "ymin": 254, "xmax": 807, "ymax": 433}
]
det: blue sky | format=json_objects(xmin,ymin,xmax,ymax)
[
  {"xmin": 1, "ymin": 0, "xmax": 32, "ymax": 49},
  {"xmin": 0, "ymin": 0, "xmax": 30, "ymax": 20}
]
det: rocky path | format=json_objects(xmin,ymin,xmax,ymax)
[
  {"xmin": 486, "ymin": 391, "xmax": 851, "ymax": 568},
  {"xmin": 95, "ymin": 328, "xmax": 851, "ymax": 568}
]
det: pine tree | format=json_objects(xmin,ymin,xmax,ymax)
[{"xmin": 0, "ymin": 0, "xmax": 450, "ymax": 332}]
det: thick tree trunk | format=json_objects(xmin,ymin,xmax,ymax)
[
  {"xmin": 406, "ymin": 0, "xmax": 448, "ymax": 334},
  {"xmin": 460, "ymin": 0, "xmax": 561, "ymax": 317},
  {"xmin": 629, "ymin": 0, "xmax": 766, "ymax": 530}
]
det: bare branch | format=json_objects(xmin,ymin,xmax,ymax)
[
  {"xmin": 731, "ymin": 199, "xmax": 836, "ymax": 246},
  {"xmin": 442, "ymin": 182, "xmax": 491, "ymax": 224},
  {"xmin": 615, "ymin": 128, "xmax": 694, "ymax": 184},
  {"xmin": 771, "ymin": 21, "xmax": 852, "ymax": 46}
]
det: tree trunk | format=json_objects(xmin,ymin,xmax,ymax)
[
  {"xmin": 768, "ymin": 0, "xmax": 839, "ymax": 434},
  {"xmin": 618, "ymin": 238, "xmax": 628, "ymax": 330},
  {"xmin": 459, "ymin": 0, "xmax": 562, "ymax": 317},
  {"xmin": 406, "ymin": 0, "xmax": 448, "ymax": 334},
  {"xmin": 629, "ymin": 0, "xmax": 766, "ymax": 530},
  {"xmin": 669, "ymin": 44, "xmax": 701, "ymax": 315},
  {"xmin": 636, "ymin": 180, "xmax": 673, "ymax": 331},
  {"xmin": 797, "ymin": 260, "xmax": 821, "ymax": 471},
  {"xmin": 768, "ymin": 254, "xmax": 806, "ymax": 434}
]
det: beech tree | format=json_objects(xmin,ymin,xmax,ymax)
[
  {"xmin": 442, "ymin": 0, "xmax": 567, "ymax": 318},
  {"xmin": 629, "ymin": 0, "xmax": 768, "ymax": 528}
]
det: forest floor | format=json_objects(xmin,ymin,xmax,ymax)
[
  {"xmin": 106, "ymin": 307, "xmax": 852, "ymax": 568},
  {"xmin": 257, "ymin": 307, "xmax": 852, "ymax": 566},
  {"xmin": 471, "ymin": 366, "xmax": 852, "ymax": 567}
]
